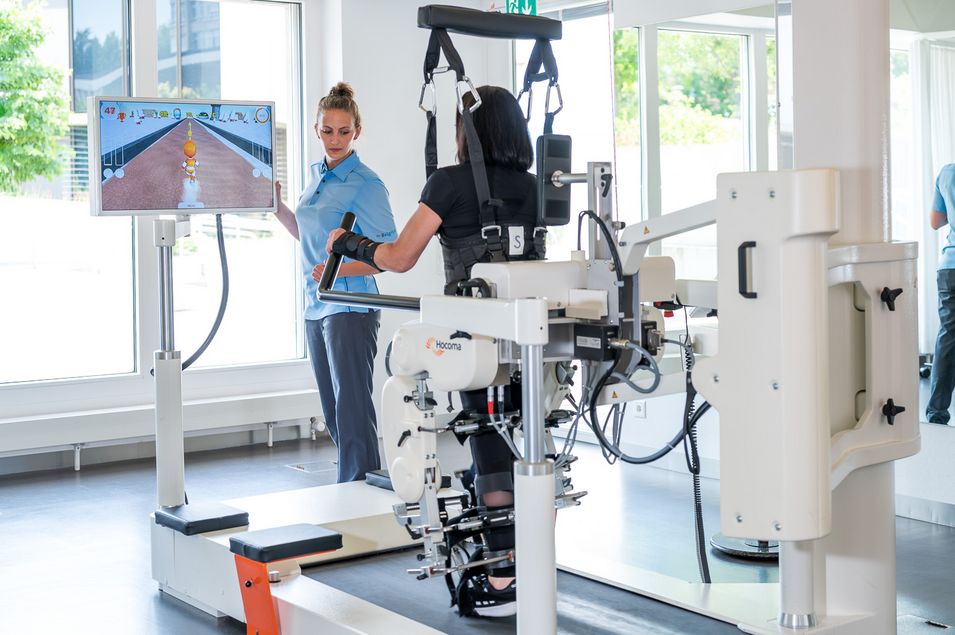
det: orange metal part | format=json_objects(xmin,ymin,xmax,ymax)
[{"xmin": 234, "ymin": 554, "xmax": 280, "ymax": 635}]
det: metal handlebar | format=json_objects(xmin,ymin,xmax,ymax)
[{"xmin": 317, "ymin": 212, "xmax": 421, "ymax": 312}]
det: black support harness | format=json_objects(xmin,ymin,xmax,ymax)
[{"xmin": 417, "ymin": 5, "xmax": 564, "ymax": 294}]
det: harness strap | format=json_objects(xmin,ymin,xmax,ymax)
[
  {"xmin": 425, "ymin": 110, "xmax": 437, "ymax": 178},
  {"xmin": 519, "ymin": 38, "xmax": 561, "ymax": 133}
]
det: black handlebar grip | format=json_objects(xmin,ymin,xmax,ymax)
[
  {"xmin": 318, "ymin": 212, "xmax": 356, "ymax": 294},
  {"xmin": 737, "ymin": 241, "xmax": 757, "ymax": 299}
]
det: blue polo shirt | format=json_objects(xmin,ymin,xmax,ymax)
[
  {"xmin": 934, "ymin": 164, "xmax": 955, "ymax": 271},
  {"xmin": 296, "ymin": 152, "xmax": 397, "ymax": 320}
]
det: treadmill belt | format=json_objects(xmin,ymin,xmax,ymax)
[{"xmin": 304, "ymin": 549, "xmax": 738, "ymax": 634}]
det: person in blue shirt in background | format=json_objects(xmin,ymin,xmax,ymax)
[
  {"xmin": 273, "ymin": 82, "xmax": 397, "ymax": 480},
  {"xmin": 927, "ymin": 164, "xmax": 955, "ymax": 424}
]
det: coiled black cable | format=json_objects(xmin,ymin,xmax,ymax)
[
  {"xmin": 586, "ymin": 355, "xmax": 711, "ymax": 465},
  {"xmin": 678, "ymin": 335, "xmax": 711, "ymax": 584}
]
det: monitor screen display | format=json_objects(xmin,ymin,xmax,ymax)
[{"xmin": 89, "ymin": 98, "xmax": 276, "ymax": 215}]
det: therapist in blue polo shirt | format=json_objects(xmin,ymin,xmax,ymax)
[
  {"xmin": 927, "ymin": 164, "xmax": 955, "ymax": 424},
  {"xmin": 274, "ymin": 82, "xmax": 397, "ymax": 481}
]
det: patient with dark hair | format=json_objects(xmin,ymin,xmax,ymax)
[{"xmin": 324, "ymin": 84, "xmax": 542, "ymax": 618}]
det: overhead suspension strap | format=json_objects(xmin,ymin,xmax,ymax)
[
  {"xmin": 518, "ymin": 38, "xmax": 562, "ymax": 134},
  {"xmin": 417, "ymin": 5, "xmax": 563, "ymax": 260},
  {"xmin": 421, "ymin": 29, "xmax": 465, "ymax": 178},
  {"xmin": 421, "ymin": 27, "xmax": 505, "ymax": 259},
  {"xmin": 418, "ymin": 4, "xmax": 563, "ymax": 176}
]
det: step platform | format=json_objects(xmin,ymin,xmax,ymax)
[{"xmin": 151, "ymin": 479, "xmax": 459, "ymax": 634}]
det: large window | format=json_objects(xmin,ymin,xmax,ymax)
[
  {"xmin": 1, "ymin": 0, "xmax": 304, "ymax": 391},
  {"xmin": 515, "ymin": 7, "xmax": 616, "ymax": 259},
  {"xmin": 71, "ymin": 0, "xmax": 128, "ymax": 111},
  {"xmin": 0, "ymin": 0, "xmax": 135, "ymax": 385},
  {"xmin": 603, "ymin": 12, "xmax": 777, "ymax": 282},
  {"xmin": 158, "ymin": 0, "xmax": 303, "ymax": 368}
]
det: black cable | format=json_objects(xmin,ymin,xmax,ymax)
[
  {"xmin": 675, "ymin": 296, "xmax": 711, "ymax": 584},
  {"xmin": 585, "ymin": 356, "xmax": 710, "ymax": 465},
  {"xmin": 577, "ymin": 209, "xmax": 623, "ymax": 282},
  {"xmin": 182, "ymin": 214, "xmax": 229, "ymax": 370}
]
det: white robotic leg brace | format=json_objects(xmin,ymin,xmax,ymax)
[{"xmin": 380, "ymin": 322, "xmax": 584, "ymax": 612}]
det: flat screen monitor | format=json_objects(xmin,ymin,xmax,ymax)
[{"xmin": 88, "ymin": 97, "xmax": 276, "ymax": 215}]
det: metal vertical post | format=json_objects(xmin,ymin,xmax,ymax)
[
  {"xmin": 154, "ymin": 218, "xmax": 186, "ymax": 509},
  {"xmin": 779, "ymin": 541, "xmax": 816, "ymax": 628},
  {"xmin": 585, "ymin": 162, "xmax": 614, "ymax": 261},
  {"xmin": 516, "ymin": 343, "xmax": 556, "ymax": 634}
]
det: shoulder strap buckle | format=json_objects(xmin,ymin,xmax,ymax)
[{"xmin": 480, "ymin": 224, "xmax": 502, "ymax": 239}]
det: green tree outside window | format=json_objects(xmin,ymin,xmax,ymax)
[{"xmin": 0, "ymin": 1, "xmax": 70, "ymax": 193}]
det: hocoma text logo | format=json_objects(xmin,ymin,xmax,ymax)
[{"xmin": 425, "ymin": 337, "xmax": 463, "ymax": 356}]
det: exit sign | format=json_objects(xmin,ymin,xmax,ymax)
[{"xmin": 506, "ymin": 0, "xmax": 536, "ymax": 16}]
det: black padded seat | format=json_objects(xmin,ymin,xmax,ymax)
[
  {"xmin": 418, "ymin": 4, "xmax": 561, "ymax": 40},
  {"xmin": 154, "ymin": 502, "xmax": 249, "ymax": 536},
  {"xmin": 229, "ymin": 524, "xmax": 343, "ymax": 563}
]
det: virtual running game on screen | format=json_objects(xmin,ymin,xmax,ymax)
[{"xmin": 98, "ymin": 101, "xmax": 274, "ymax": 211}]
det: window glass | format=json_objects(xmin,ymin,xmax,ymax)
[
  {"xmin": 658, "ymin": 29, "xmax": 747, "ymax": 280},
  {"xmin": 767, "ymin": 36, "xmax": 777, "ymax": 170},
  {"xmin": 516, "ymin": 11, "xmax": 616, "ymax": 259},
  {"xmin": 890, "ymin": 49, "xmax": 914, "ymax": 241},
  {"xmin": 71, "ymin": 0, "xmax": 126, "ymax": 112},
  {"xmin": 160, "ymin": 0, "xmax": 303, "ymax": 368},
  {"xmin": 0, "ymin": 0, "xmax": 135, "ymax": 384}
]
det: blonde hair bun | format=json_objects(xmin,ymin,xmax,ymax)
[
  {"xmin": 318, "ymin": 81, "xmax": 362, "ymax": 127},
  {"xmin": 329, "ymin": 82, "xmax": 355, "ymax": 100}
]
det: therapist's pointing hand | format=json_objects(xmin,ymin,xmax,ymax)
[{"xmin": 326, "ymin": 228, "xmax": 345, "ymax": 253}]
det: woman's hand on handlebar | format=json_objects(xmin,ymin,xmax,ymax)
[
  {"xmin": 311, "ymin": 263, "xmax": 325, "ymax": 283},
  {"xmin": 326, "ymin": 228, "xmax": 345, "ymax": 253}
]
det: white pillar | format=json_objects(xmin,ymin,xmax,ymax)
[
  {"xmin": 516, "ymin": 344, "xmax": 557, "ymax": 634},
  {"xmin": 786, "ymin": 0, "xmax": 891, "ymax": 245},
  {"xmin": 783, "ymin": 1, "xmax": 896, "ymax": 631},
  {"xmin": 779, "ymin": 541, "xmax": 816, "ymax": 628}
]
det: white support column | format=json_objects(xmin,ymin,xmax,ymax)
[
  {"xmin": 785, "ymin": 0, "xmax": 897, "ymax": 631},
  {"xmin": 154, "ymin": 219, "xmax": 186, "ymax": 509},
  {"xmin": 516, "ymin": 343, "xmax": 556, "ymax": 635},
  {"xmin": 778, "ymin": 541, "xmax": 816, "ymax": 629},
  {"xmin": 789, "ymin": 0, "xmax": 891, "ymax": 245}
]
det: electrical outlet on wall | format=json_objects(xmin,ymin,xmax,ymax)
[{"xmin": 632, "ymin": 400, "xmax": 646, "ymax": 418}]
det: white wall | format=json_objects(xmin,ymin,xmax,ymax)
[{"xmin": 897, "ymin": 423, "xmax": 955, "ymax": 505}]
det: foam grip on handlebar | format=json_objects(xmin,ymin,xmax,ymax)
[{"xmin": 318, "ymin": 212, "xmax": 357, "ymax": 292}]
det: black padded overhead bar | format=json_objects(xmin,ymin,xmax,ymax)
[{"xmin": 417, "ymin": 4, "xmax": 562, "ymax": 40}]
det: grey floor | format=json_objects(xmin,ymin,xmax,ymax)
[{"xmin": 0, "ymin": 437, "xmax": 953, "ymax": 634}]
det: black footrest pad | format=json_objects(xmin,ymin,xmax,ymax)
[
  {"xmin": 418, "ymin": 5, "xmax": 561, "ymax": 41},
  {"xmin": 365, "ymin": 468, "xmax": 451, "ymax": 491},
  {"xmin": 229, "ymin": 524, "xmax": 343, "ymax": 563},
  {"xmin": 154, "ymin": 502, "xmax": 249, "ymax": 536}
]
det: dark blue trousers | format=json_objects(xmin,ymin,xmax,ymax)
[
  {"xmin": 306, "ymin": 311, "xmax": 382, "ymax": 482},
  {"xmin": 928, "ymin": 269, "xmax": 955, "ymax": 424}
]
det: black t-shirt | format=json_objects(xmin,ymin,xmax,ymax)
[{"xmin": 419, "ymin": 164, "xmax": 537, "ymax": 240}]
